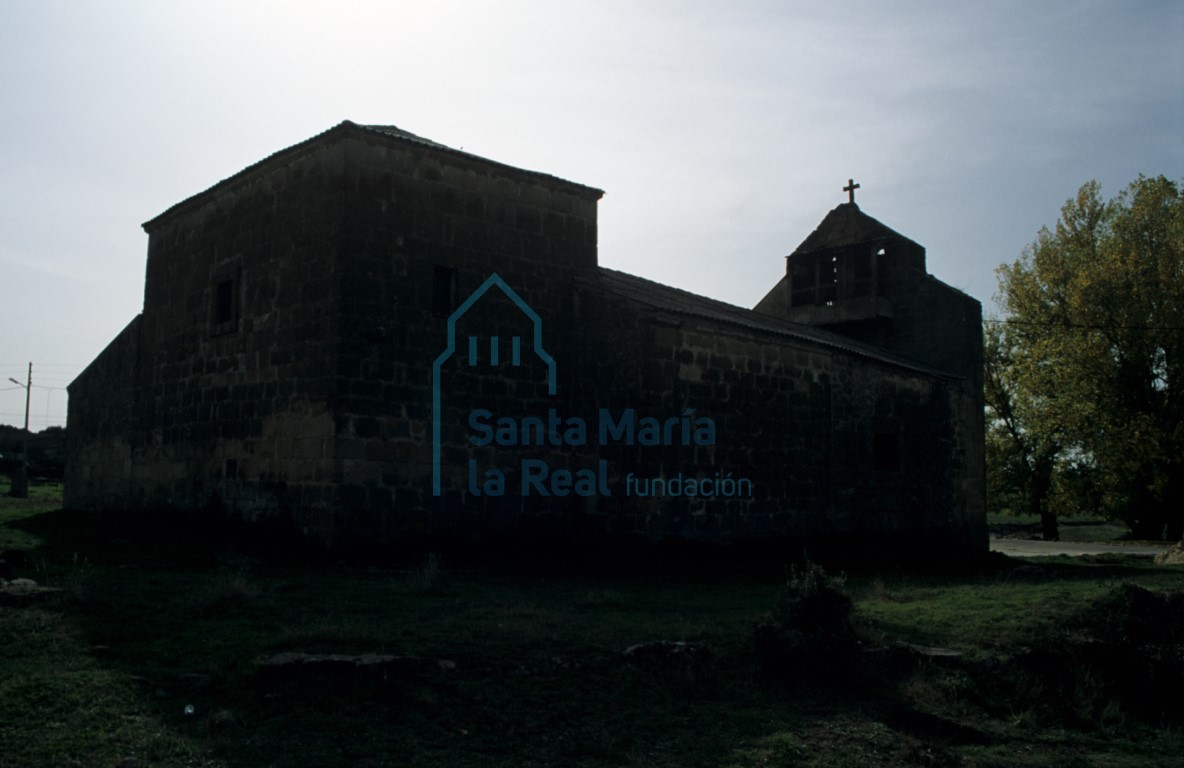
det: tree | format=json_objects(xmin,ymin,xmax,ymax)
[
  {"xmin": 994, "ymin": 176, "xmax": 1184, "ymax": 539},
  {"xmin": 984, "ymin": 321, "xmax": 1062, "ymax": 539}
]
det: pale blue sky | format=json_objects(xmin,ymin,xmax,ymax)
[{"xmin": 1, "ymin": 0, "xmax": 1181, "ymax": 429}]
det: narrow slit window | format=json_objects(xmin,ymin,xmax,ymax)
[
  {"xmin": 874, "ymin": 432, "xmax": 900, "ymax": 472},
  {"xmin": 432, "ymin": 265, "xmax": 457, "ymax": 316},
  {"xmin": 211, "ymin": 273, "xmax": 239, "ymax": 335},
  {"xmin": 214, "ymin": 279, "xmax": 234, "ymax": 324}
]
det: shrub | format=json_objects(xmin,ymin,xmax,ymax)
[
  {"xmin": 1012, "ymin": 583, "xmax": 1184, "ymax": 727},
  {"xmin": 406, "ymin": 552, "xmax": 447, "ymax": 593},
  {"xmin": 755, "ymin": 561, "xmax": 859, "ymax": 679}
]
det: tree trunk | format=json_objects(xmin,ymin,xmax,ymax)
[
  {"xmin": 1040, "ymin": 508, "xmax": 1059, "ymax": 542},
  {"xmin": 1127, "ymin": 483, "xmax": 1168, "ymax": 540},
  {"xmin": 1129, "ymin": 516, "xmax": 1165, "ymax": 540},
  {"xmin": 1164, "ymin": 470, "xmax": 1183, "ymax": 541},
  {"xmin": 1031, "ymin": 454, "xmax": 1057, "ymax": 541},
  {"xmin": 7, "ymin": 463, "xmax": 28, "ymax": 499}
]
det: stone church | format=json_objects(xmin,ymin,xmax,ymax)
[{"xmin": 65, "ymin": 120, "xmax": 985, "ymax": 556}]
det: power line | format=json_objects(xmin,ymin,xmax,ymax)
[
  {"xmin": 2, "ymin": 385, "xmax": 67, "ymax": 391},
  {"xmin": 986, "ymin": 318, "xmax": 1184, "ymax": 331}
]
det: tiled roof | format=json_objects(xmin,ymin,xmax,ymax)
[
  {"xmin": 357, "ymin": 124, "xmax": 452, "ymax": 150},
  {"xmin": 791, "ymin": 202, "xmax": 921, "ymax": 255},
  {"xmin": 143, "ymin": 121, "xmax": 601, "ymax": 231},
  {"xmin": 578, "ymin": 267, "xmax": 958, "ymax": 378}
]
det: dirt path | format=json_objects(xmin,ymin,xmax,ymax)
[{"xmin": 990, "ymin": 537, "xmax": 1167, "ymax": 558}]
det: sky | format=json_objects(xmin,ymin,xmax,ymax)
[{"xmin": 1, "ymin": 0, "xmax": 1181, "ymax": 431}]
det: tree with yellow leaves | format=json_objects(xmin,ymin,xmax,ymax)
[{"xmin": 992, "ymin": 176, "xmax": 1183, "ymax": 540}]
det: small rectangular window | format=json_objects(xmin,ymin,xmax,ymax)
[
  {"xmin": 215, "ymin": 279, "xmax": 234, "ymax": 324},
  {"xmin": 432, "ymin": 265, "xmax": 457, "ymax": 316},
  {"xmin": 874, "ymin": 432, "xmax": 900, "ymax": 472},
  {"xmin": 211, "ymin": 270, "xmax": 240, "ymax": 336}
]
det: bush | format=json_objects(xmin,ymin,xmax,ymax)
[
  {"xmin": 755, "ymin": 561, "xmax": 859, "ymax": 679},
  {"xmin": 1012, "ymin": 583, "xmax": 1184, "ymax": 727}
]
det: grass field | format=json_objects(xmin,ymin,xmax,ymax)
[{"xmin": 2, "ymin": 486, "xmax": 1183, "ymax": 767}]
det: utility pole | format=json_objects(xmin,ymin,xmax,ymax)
[{"xmin": 7, "ymin": 362, "xmax": 30, "ymax": 498}]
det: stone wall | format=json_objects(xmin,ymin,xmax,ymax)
[
  {"xmin": 66, "ymin": 135, "xmax": 351, "ymax": 536},
  {"xmin": 64, "ymin": 315, "xmax": 141, "ymax": 509},
  {"xmin": 755, "ymin": 218, "xmax": 987, "ymax": 553},
  {"xmin": 567, "ymin": 281, "xmax": 981, "ymax": 552},
  {"xmin": 315, "ymin": 257, "xmax": 984, "ymax": 554},
  {"xmin": 323, "ymin": 133, "xmax": 602, "ymax": 547}
]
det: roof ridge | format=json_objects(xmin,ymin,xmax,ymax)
[{"xmin": 357, "ymin": 124, "xmax": 451, "ymax": 150}]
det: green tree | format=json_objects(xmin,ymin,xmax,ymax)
[
  {"xmin": 995, "ymin": 175, "xmax": 1184, "ymax": 539},
  {"xmin": 984, "ymin": 320, "xmax": 1062, "ymax": 539}
]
